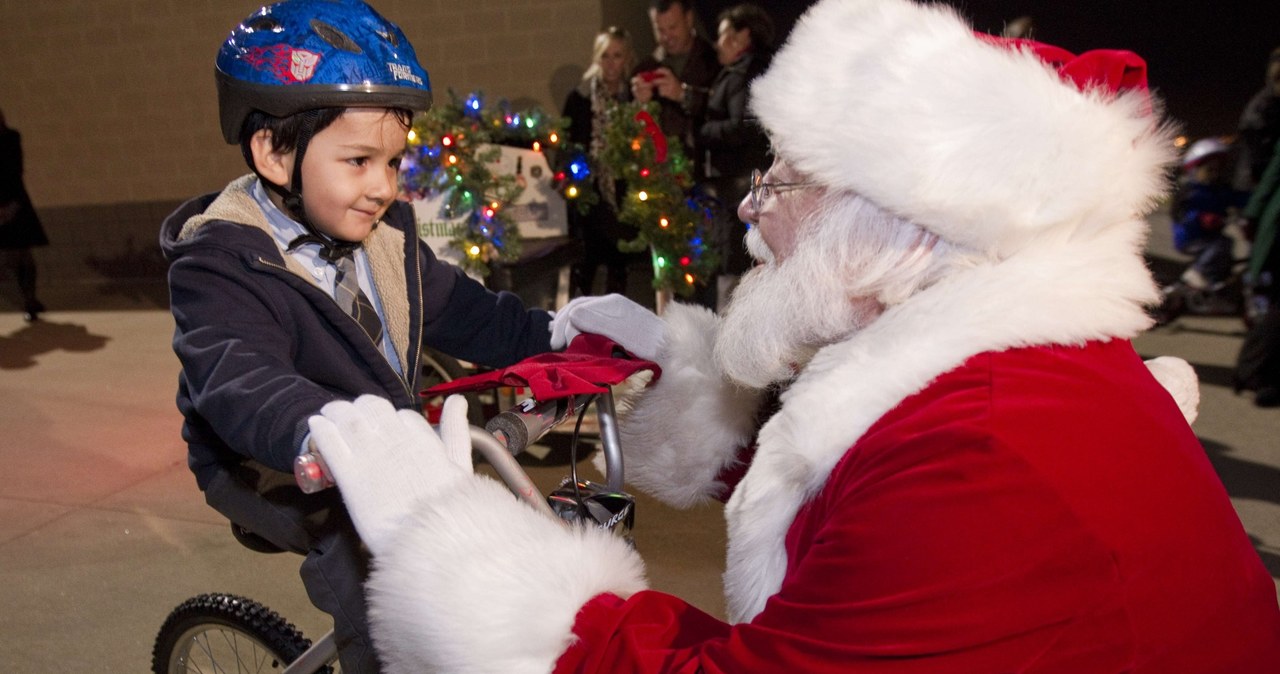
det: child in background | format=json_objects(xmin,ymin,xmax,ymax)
[
  {"xmin": 1171, "ymin": 137, "xmax": 1249, "ymax": 290},
  {"xmin": 1154, "ymin": 137, "xmax": 1252, "ymax": 325}
]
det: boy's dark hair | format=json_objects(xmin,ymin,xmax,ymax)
[
  {"xmin": 237, "ymin": 107, "xmax": 414, "ymax": 161},
  {"xmin": 719, "ymin": 3, "xmax": 777, "ymax": 55}
]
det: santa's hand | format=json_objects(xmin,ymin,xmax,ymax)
[
  {"xmin": 549, "ymin": 293, "xmax": 665, "ymax": 361},
  {"xmin": 308, "ymin": 394, "xmax": 473, "ymax": 557}
]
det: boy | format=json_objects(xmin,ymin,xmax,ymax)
[
  {"xmin": 1171, "ymin": 137, "xmax": 1249, "ymax": 290},
  {"xmin": 1154, "ymin": 137, "xmax": 1251, "ymax": 325},
  {"xmin": 159, "ymin": 2, "xmax": 554, "ymax": 671}
]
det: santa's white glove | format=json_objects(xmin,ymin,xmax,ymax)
[
  {"xmin": 549, "ymin": 293, "xmax": 665, "ymax": 361},
  {"xmin": 307, "ymin": 394, "xmax": 473, "ymax": 557},
  {"xmin": 1144, "ymin": 356, "xmax": 1200, "ymax": 425}
]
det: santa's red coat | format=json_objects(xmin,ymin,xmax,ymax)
[{"xmin": 557, "ymin": 339, "xmax": 1280, "ymax": 673}]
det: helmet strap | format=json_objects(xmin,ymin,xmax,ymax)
[{"xmin": 248, "ymin": 110, "xmax": 363, "ymax": 261}]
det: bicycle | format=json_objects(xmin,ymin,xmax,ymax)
[{"xmin": 151, "ymin": 345, "xmax": 645, "ymax": 674}]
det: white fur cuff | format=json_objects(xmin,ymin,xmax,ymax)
[
  {"xmin": 615, "ymin": 302, "xmax": 763, "ymax": 508},
  {"xmin": 364, "ymin": 476, "xmax": 647, "ymax": 674}
]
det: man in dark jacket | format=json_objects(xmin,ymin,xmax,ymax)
[
  {"xmin": 1234, "ymin": 46, "xmax": 1280, "ymax": 191},
  {"xmin": 631, "ymin": 0, "xmax": 722, "ymax": 179}
]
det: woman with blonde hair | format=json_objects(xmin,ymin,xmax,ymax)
[{"xmin": 562, "ymin": 27, "xmax": 639, "ymax": 296}]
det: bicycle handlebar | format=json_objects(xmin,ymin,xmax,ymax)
[{"xmin": 294, "ymin": 389, "xmax": 625, "ymax": 517}]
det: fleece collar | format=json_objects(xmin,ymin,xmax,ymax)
[{"xmin": 178, "ymin": 175, "xmax": 414, "ymax": 368}]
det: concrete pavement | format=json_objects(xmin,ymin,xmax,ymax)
[
  {"xmin": 0, "ymin": 308, "xmax": 727, "ymax": 672},
  {"xmin": 1, "ymin": 235, "xmax": 1278, "ymax": 671}
]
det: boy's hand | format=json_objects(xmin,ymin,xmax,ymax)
[
  {"xmin": 1198, "ymin": 212, "xmax": 1225, "ymax": 231},
  {"xmin": 550, "ymin": 294, "xmax": 665, "ymax": 361},
  {"xmin": 308, "ymin": 395, "xmax": 473, "ymax": 557}
]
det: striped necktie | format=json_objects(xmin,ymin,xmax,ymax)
[{"xmin": 334, "ymin": 254, "xmax": 384, "ymax": 347}]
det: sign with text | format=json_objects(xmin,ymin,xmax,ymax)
[{"xmin": 413, "ymin": 144, "xmax": 568, "ymax": 268}]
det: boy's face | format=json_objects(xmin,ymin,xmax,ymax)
[
  {"xmin": 292, "ymin": 108, "xmax": 409, "ymax": 243},
  {"xmin": 1193, "ymin": 156, "xmax": 1224, "ymax": 184}
]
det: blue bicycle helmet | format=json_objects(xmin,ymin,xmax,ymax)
[{"xmin": 215, "ymin": 0, "xmax": 432, "ymax": 144}]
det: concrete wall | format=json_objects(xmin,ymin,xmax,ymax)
[
  {"xmin": 0, "ymin": 0, "xmax": 665, "ymax": 308},
  {"xmin": 0, "ymin": 0, "xmax": 617, "ymax": 209}
]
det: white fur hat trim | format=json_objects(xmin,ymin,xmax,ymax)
[{"xmin": 749, "ymin": 0, "xmax": 1176, "ymax": 258}]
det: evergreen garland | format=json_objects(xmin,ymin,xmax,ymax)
[
  {"xmin": 401, "ymin": 92, "xmax": 713, "ymax": 295},
  {"xmin": 600, "ymin": 101, "xmax": 717, "ymax": 297}
]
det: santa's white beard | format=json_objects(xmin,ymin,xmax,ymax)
[
  {"xmin": 714, "ymin": 193, "xmax": 964, "ymax": 390},
  {"xmin": 715, "ymin": 228, "xmax": 880, "ymax": 389}
]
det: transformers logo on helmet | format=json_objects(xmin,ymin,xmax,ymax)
[
  {"xmin": 290, "ymin": 50, "xmax": 320, "ymax": 82},
  {"xmin": 241, "ymin": 45, "xmax": 322, "ymax": 84}
]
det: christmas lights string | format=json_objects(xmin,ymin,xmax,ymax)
[{"xmin": 402, "ymin": 91, "xmax": 716, "ymax": 295}]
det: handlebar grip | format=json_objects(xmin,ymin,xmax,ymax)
[
  {"xmin": 484, "ymin": 410, "xmax": 531, "ymax": 454},
  {"xmin": 485, "ymin": 396, "xmax": 588, "ymax": 454}
]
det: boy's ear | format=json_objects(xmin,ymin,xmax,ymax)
[{"xmin": 249, "ymin": 129, "xmax": 293, "ymax": 188}]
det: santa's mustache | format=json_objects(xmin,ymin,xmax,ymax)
[{"xmin": 715, "ymin": 194, "xmax": 969, "ymax": 389}]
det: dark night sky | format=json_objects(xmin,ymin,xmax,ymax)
[{"xmin": 696, "ymin": 0, "xmax": 1280, "ymax": 140}]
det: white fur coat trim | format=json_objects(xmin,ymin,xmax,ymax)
[
  {"xmin": 723, "ymin": 224, "xmax": 1190, "ymax": 622},
  {"xmin": 614, "ymin": 302, "xmax": 764, "ymax": 508},
  {"xmin": 749, "ymin": 0, "xmax": 1176, "ymax": 259},
  {"xmin": 366, "ymin": 475, "xmax": 647, "ymax": 673}
]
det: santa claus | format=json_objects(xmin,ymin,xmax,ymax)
[{"xmin": 308, "ymin": 0, "xmax": 1280, "ymax": 671}]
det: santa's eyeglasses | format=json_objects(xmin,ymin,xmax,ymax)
[{"xmin": 749, "ymin": 168, "xmax": 816, "ymax": 217}]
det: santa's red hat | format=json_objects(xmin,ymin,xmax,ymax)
[{"xmin": 749, "ymin": 0, "xmax": 1177, "ymax": 258}]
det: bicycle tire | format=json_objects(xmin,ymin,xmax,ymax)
[{"xmin": 152, "ymin": 593, "xmax": 332, "ymax": 674}]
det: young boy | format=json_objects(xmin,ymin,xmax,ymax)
[
  {"xmin": 1154, "ymin": 137, "xmax": 1252, "ymax": 325},
  {"xmin": 1170, "ymin": 137, "xmax": 1249, "ymax": 289},
  {"xmin": 159, "ymin": 2, "xmax": 554, "ymax": 671}
]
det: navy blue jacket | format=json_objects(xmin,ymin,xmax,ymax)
[{"xmin": 161, "ymin": 176, "xmax": 552, "ymax": 489}]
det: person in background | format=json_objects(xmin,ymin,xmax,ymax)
[
  {"xmin": 697, "ymin": 3, "xmax": 775, "ymax": 308},
  {"xmin": 1236, "ymin": 136, "xmax": 1280, "ymax": 407},
  {"xmin": 1161, "ymin": 137, "xmax": 1249, "ymax": 299},
  {"xmin": 0, "ymin": 108, "xmax": 48, "ymax": 322},
  {"xmin": 304, "ymin": 0, "xmax": 1280, "ymax": 670},
  {"xmin": 631, "ymin": 0, "xmax": 723, "ymax": 309},
  {"xmin": 1001, "ymin": 14, "xmax": 1035, "ymax": 39},
  {"xmin": 630, "ymin": 0, "xmax": 721, "ymax": 179},
  {"xmin": 1234, "ymin": 46, "xmax": 1280, "ymax": 191},
  {"xmin": 562, "ymin": 27, "xmax": 639, "ymax": 296}
]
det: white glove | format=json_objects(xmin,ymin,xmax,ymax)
[
  {"xmin": 549, "ymin": 293, "xmax": 665, "ymax": 361},
  {"xmin": 1144, "ymin": 356, "xmax": 1199, "ymax": 425},
  {"xmin": 307, "ymin": 394, "xmax": 473, "ymax": 557}
]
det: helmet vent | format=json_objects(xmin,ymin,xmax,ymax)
[
  {"xmin": 310, "ymin": 19, "xmax": 363, "ymax": 54},
  {"xmin": 243, "ymin": 16, "xmax": 282, "ymax": 33},
  {"xmin": 376, "ymin": 27, "xmax": 400, "ymax": 47}
]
